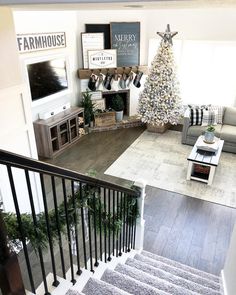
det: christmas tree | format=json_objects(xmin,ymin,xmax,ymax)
[{"xmin": 138, "ymin": 24, "xmax": 182, "ymax": 126}]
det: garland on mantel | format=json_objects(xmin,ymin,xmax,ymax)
[{"xmin": 2, "ymin": 184, "xmax": 138, "ymax": 253}]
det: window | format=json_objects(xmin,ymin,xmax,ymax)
[{"xmin": 149, "ymin": 39, "xmax": 236, "ymax": 106}]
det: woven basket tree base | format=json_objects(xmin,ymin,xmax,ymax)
[{"xmin": 147, "ymin": 123, "xmax": 171, "ymax": 133}]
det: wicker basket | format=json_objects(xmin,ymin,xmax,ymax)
[{"xmin": 147, "ymin": 123, "xmax": 171, "ymax": 133}]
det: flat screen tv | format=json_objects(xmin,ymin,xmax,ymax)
[{"xmin": 27, "ymin": 57, "xmax": 68, "ymax": 102}]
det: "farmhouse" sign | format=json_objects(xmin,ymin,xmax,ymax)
[{"xmin": 17, "ymin": 32, "xmax": 66, "ymax": 53}]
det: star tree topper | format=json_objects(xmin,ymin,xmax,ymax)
[{"xmin": 157, "ymin": 24, "xmax": 178, "ymax": 45}]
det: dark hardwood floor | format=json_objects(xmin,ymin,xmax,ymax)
[
  {"xmin": 46, "ymin": 126, "xmax": 145, "ymax": 188},
  {"xmin": 45, "ymin": 127, "xmax": 235, "ymax": 275},
  {"xmin": 144, "ymin": 186, "xmax": 236, "ymax": 275}
]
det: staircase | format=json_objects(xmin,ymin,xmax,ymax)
[
  {"xmin": 0, "ymin": 150, "xmax": 224, "ymax": 295},
  {"xmin": 64, "ymin": 250, "xmax": 223, "ymax": 295}
]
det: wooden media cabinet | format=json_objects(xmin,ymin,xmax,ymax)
[{"xmin": 33, "ymin": 107, "xmax": 84, "ymax": 158}]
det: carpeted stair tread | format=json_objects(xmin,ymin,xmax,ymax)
[
  {"xmin": 141, "ymin": 250, "xmax": 219, "ymax": 283},
  {"xmin": 126, "ymin": 258, "xmax": 221, "ymax": 295},
  {"xmin": 101, "ymin": 268, "xmax": 170, "ymax": 295},
  {"xmin": 66, "ymin": 290, "xmax": 85, "ymax": 295},
  {"xmin": 135, "ymin": 253, "xmax": 220, "ymax": 291},
  {"xmin": 82, "ymin": 277, "xmax": 130, "ymax": 295},
  {"xmin": 115, "ymin": 262, "xmax": 199, "ymax": 295}
]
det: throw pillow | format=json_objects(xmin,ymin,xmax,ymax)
[
  {"xmin": 201, "ymin": 109, "xmax": 218, "ymax": 126},
  {"xmin": 188, "ymin": 104, "xmax": 211, "ymax": 110},
  {"xmin": 189, "ymin": 108, "xmax": 203, "ymax": 126},
  {"xmin": 208, "ymin": 105, "xmax": 224, "ymax": 124}
]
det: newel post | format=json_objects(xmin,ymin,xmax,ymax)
[
  {"xmin": 0, "ymin": 211, "xmax": 25, "ymax": 295},
  {"xmin": 133, "ymin": 179, "xmax": 146, "ymax": 251}
]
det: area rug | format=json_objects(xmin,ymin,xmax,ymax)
[{"xmin": 105, "ymin": 130, "xmax": 236, "ymax": 208}]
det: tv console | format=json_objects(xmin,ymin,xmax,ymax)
[{"xmin": 33, "ymin": 107, "xmax": 84, "ymax": 158}]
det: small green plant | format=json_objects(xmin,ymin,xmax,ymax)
[
  {"xmin": 86, "ymin": 168, "xmax": 97, "ymax": 177},
  {"xmin": 80, "ymin": 89, "xmax": 95, "ymax": 125},
  {"xmin": 206, "ymin": 125, "xmax": 215, "ymax": 132},
  {"xmin": 111, "ymin": 94, "xmax": 124, "ymax": 112},
  {"xmin": 2, "ymin": 186, "xmax": 139, "ymax": 253}
]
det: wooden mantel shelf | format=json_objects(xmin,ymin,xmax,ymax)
[{"xmin": 77, "ymin": 65, "xmax": 149, "ymax": 79}]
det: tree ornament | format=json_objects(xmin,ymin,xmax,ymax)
[{"xmin": 156, "ymin": 24, "xmax": 178, "ymax": 45}]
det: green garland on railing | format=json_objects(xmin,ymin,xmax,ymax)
[{"xmin": 2, "ymin": 184, "xmax": 139, "ymax": 253}]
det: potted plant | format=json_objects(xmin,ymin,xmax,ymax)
[
  {"xmin": 80, "ymin": 90, "xmax": 95, "ymax": 127},
  {"xmin": 204, "ymin": 125, "xmax": 215, "ymax": 143},
  {"xmin": 111, "ymin": 94, "xmax": 124, "ymax": 122}
]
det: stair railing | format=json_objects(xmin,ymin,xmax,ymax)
[{"xmin": 0, "ymin": 149, "xmax": 144, "ymax": 295}]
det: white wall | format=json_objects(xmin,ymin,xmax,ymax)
[
  {"xmin": 75, "ymin": 7, "xmax": 236, "ymax": 113},
  {"xmin": 77, "ymin": 7, "xmax": 236, "ymax": 66},
  {"xmin": 0, "ymin": 7, "xmax": 42, "ymax": 213},
  {"xmin": 222, "ymin": 223, "xmax": 236, "ymax": 295},
  {"xmin": 12, "ymin": 6, "xmax": 236, "ymax": 117},
  {"xmin": 0, "ymin": 7, "xmax": 22, "ymax": 89},
  {"xmin": 13, "ymin": 10, "xmax": 78, "ymax": 121}
]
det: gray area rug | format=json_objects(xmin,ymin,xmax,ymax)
[{"xmin": 105, "ymin": 130, "xmax": 236, "ymax": 208}]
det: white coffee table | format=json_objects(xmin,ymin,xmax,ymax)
[{"xmin": 186, "ymin": 136, "xmax": 224, "ymax": 185}]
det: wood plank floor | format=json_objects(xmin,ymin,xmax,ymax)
[
  {"xmin": 46, "ymin": 126, "xmax": 235, "ymax": 275},
  {"xmin": 144, "ymin": 186, "xmax": 236, "ymax": 275}
]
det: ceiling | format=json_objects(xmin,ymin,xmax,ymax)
[{"xmin": 3, "ymin": 0, "xmax": 236, "ymax": 11}]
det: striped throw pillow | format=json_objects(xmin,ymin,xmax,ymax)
[{"xmin": 189, "ymin": 108, "xmax": 203, "ymax": 126}]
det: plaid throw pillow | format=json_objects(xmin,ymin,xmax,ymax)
[
  {"xmin": 208, "ymin": 105, "xmax": 224, "ymax": 124},
  {"xmin": 189, "ymin": 108, "xmax": 203, "ymax": 126},
  {"xmin": 201, "ymin": 109, "xmax": 218, "ymax": 126}
]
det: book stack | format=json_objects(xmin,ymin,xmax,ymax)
[{"xmin": 196, "ymin": 136, "xmax": 220, "ymax": 153}]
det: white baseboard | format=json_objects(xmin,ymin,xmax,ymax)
[{"xmin": 221, "ymin": 269, "xmax": 228, "ymax": 295}]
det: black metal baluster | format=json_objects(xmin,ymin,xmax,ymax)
[
  {"xmin": 133, "ymin": 198, "xmax": 138, "ymax": 249},
  {"xmin": 132, "ymin": 196, "xmax": 138, "ymax": 249},
  {"xmin": 93, "ymin": 191, "xmax": 99, "ymax": 267},
  {"xmin": 99, "ymin": 187, "xmax": 103, "ymax": 261},
  {"xmin": 122, "ymin": 194, "xmax": 126, "ymax": 253},
  {"xmin": 79, "ymin": 183, "xmax": 87, "ymax": 270},
  {"xmin": 112, "ymin": 190, "xmax": 115, "ymax": 256},
  {"xmin": 125, "ymin": 195, "xmax": 129, "ymax": 253},
  {"xmin": 86, "ymin": 184, "xmax": 94, "ymax": 272},
  {"xmin": 116, "ymin": 191, "xmax": 119, "ymax": 257},
  {"xmin": 130, "ymin": 196, "xmax": 134, "ymax": 250},
  {"xmin": 71, "ymin": 181, "xmax": 82, "ymax": 275},
  {"xmin": 107, "ymin": 189, "xmax": 111, "ymax": 261},
  {"xmin": 7, "ymin": 166, "xmax": 37, "ymax": 294},
  {"xmin": 61, "ymin": 179, "xmax": 76, "ymax": 284},
  {"xmin": 127, "ymin": 197, "xmax": 131, "ymax": 252},
  {"xmin": 104, "ymin": 187, "xmax": 107, "ymax": 262},
  {"xmin": 27, "ymin": 172, "xmax": 60, "ymax": 289},
  {"xmin": 51, "ymin": 176, "xmax": 66, "ymax": 279},
  {"xmin": 119, "ymin": 192, "xmax": 122, "ymax": 256},
  {"xmin": 40, "ymin": 174, "xmax": 59, "ymax": 286}
]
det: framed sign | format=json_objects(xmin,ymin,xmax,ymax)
[
  {"xmin": 17, "ymin": 32, "xmax": 66, "ymax": 53},
  {"xmin": 110, "ymin": 22, "xmax": 140, "ymax": 67},
  {"xmin": 85, "ymin": 24, "xmax": 111, "ymax": 49},
  {"xmin": 81, "ymin": 33, "xmax": 104, "ymax": 69},
  {"xmin": 88, "ymin": 49, "xmax": 117, "ymax": 69}
]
